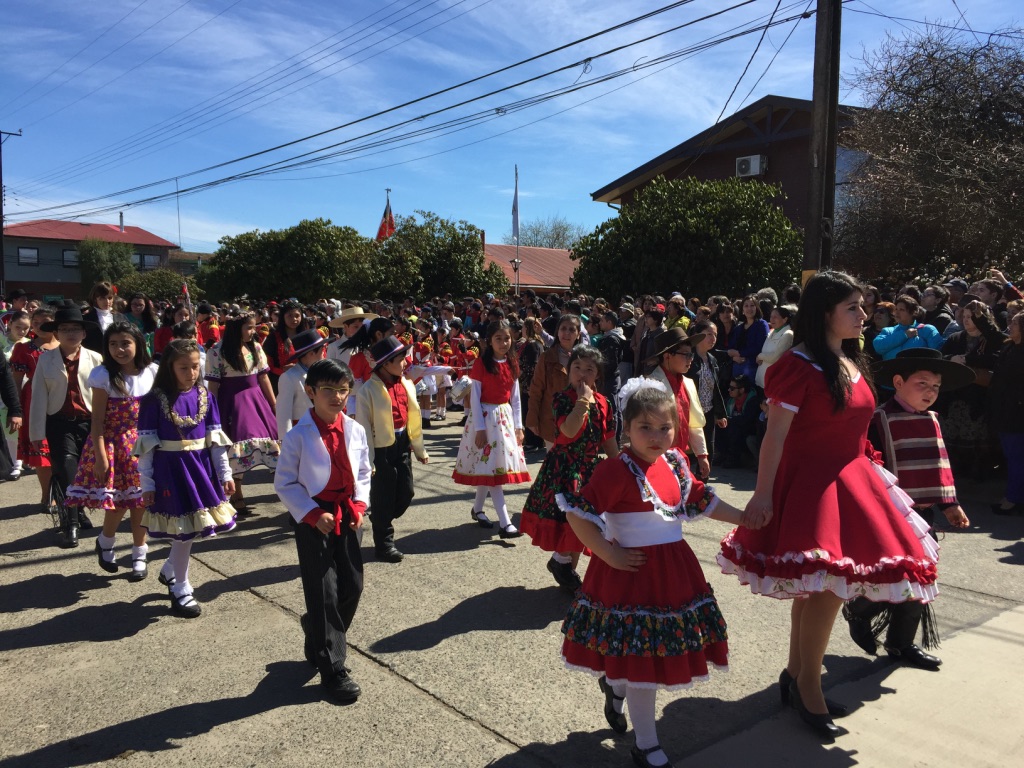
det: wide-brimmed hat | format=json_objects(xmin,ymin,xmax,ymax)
[
  {"xmin": 5, "ymin": 288, "xmax": 29, "ymax": 303},
  {"xmin": 874, "ymin": 348, "xmax": 975, "ymax": 392},
  {"xmin": 328, "ymin": 305, "xmax": 379, "ymax": 328},
  {"xmin": 644, "ymin": 327, "xmax": 705, "ymax": 364},
  {"xmin": 40, "ymin": 304, "xmax": 99, "ymax": 333},
  {"xmin": 286, "ymin": 329, "xmax": 330, "ymax": 363},
  {"xmin": 370, "ymin": 336, "xmax": 410, "ymax": 371}
]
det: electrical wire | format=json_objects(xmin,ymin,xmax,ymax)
[
  {"xmin": 737, "ymin": 0, "xmax": 812, "ymax": 108},
  {"xmin": 846, "ymin": 5, "xmax": 1024, "ymax": 40}
]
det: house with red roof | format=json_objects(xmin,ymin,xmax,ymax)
[
  {"xmin": 2, "ymin": 219, "xmax": 178, "ymax": 302},
  {"xmin": 483, "ymin": 243, "xmax": 573, "ymax": 293}
]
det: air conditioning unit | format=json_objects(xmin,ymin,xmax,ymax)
[{"xmin": 736, "ymin": 154, "xmax": 766, "ymax": 177}]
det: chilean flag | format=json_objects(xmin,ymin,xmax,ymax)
[{"xmin": 376, "ymin": 193, "xmax": 396, "ymax": 241}]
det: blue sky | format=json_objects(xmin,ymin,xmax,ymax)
[{"xmin": 1, "ymin": 0, "xmax": 1015, "ymax": 252}]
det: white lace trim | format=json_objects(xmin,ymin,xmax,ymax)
[{"xmin": 562, "ymin": 658, "xmax": 728, "ymax": 691}]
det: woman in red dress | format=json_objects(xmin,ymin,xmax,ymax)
[
  {"xmin": 11, "ymin": 307, "xmax": 59, "ymax": 506},
  {"xmin": 717, "ymin": 271, "xmax": 939, "ymax": 737}
]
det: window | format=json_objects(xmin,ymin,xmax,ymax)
[
  {"xmin": 17, "ymin": 247, "xmax": 39, "ymax": 266},
  {"xmin": 131, "ymin": 253, "xmax": 141, "ymax": 267},
  {"xmin": 63, "ymin": 249, "xmax": 79, "ymax": 267},
  {"xmin": 142, "ymin": 254, "xmax": 160, "ymax": 270}
]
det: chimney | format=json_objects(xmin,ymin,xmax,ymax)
[
  {"xmin": 119, "ymin": 212, "xmax": 124, "ymax": 233},
  {"xmin": 480, "ymin": 229, "xmax": 486, "ymax": 252}
]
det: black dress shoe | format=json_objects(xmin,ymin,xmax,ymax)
[
  {"xmin": 470, "ymin": 509, "xmax": 494, "ymax": 528},
  {"xmin": 631, "ymin": 743, "xmax": 673, "ymax": 768},
  {"xmin": 789, "ymin": 680, "xmax": 841, "ymax": 737},
  {"xmin": 60, "ymin": 523, "xmax": 79, "ymax": 549},
  {"xmin": 375, "ymin": 545, "xmax": 405, "ymax": 563},
  {"xmin": 158, "ymin": 571, "xmax": 176, "ymax": 590},
  {"xmin": 95, "ymin": 539, "xmax": 118, "ymax": 574},
  {"xmin": 885, "ymin": 644, "xmax": 942, "ymax": 670},
  {"xmin": 846, "ymin": 614, "xmax": 878, "ymax": 656},
  {"xmin": 598, "ymin": 676, "xmax": 627, "ymax": 734},
  {"xmin": 547, "ymin": 558, "xmax": 582, "ymax": 593},
  {"xmin": 128, "ymin": 558, "xmax": 148, "ymax": 582},
  {"xmin": 169, "ymin": 591, "xmax": 202, "ymax": 618},
  {"xmin": 324, "ymin": 672, "xmax": 361, "ymax": 704},
  {"xmin": 77, "ymin": 510, "xmax": 94, "ymax": 529},
  {"xmin": 779, "ymin": 670, "xmax": 849, "ymax": 717},
  {"xmin": 498, "ymin": 524, "xmax": 522, "ymax": 539}
]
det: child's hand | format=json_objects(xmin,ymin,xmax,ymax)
[
  {"xmin": 605, "ymin": 539, "xmax": 646, "ymax": 572},
  {"xmin": 93, "ymin": 453, "xmax": 110, "ymax": 484},
  {"xmin": 696, "ymin": 456, "xmax": 710, "ymax": 479},
  {"xmin": 743, "ymin": 492, "xmax": 773, "ymax": 529},
  {"xmin": 575, "ymin": 380, "xmax": 593, "ymax": 403},
  {"xmin": 943, "ymin": 504, "xmax": 970, "ymax": 528},
  {"xmin": 715, "ymin": 418, "xmax": 727, "ymax": 428},
  {"xmin": 515, "ymin": 428, "xmax": 524, "ymax": 446},
  {"xmin": 142, "ymin": 491, "xmax": 155, "ymax": 506},
  {"xmin": 417, "ymin": 454, "xmax": 430, "ymax": 464},
  {"xmin": 6, "ymin": 415, "xmax": 21, "ymax": 432},
  {"xmin": 224, "ymin": 479, "xmax": 236, "ymax": 497},
  {"xmin": 475, "ymin": 430, "xmax": 487, "ymax": 449},
  {"xmin": 314, "ymin": 512, "xmax": 334, "ymax": 534}
]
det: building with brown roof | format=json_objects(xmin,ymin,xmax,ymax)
[
  {"xmin": 2, "ymin": 219, "xmax": 178, "ymax": 302},
  {"xmin": 483, "ymin": 243, "xmax": 573, "ymax": 293}
]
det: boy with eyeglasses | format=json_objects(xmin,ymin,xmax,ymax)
[{"xmin": 275, "ymin": 358, "xmax": 371, "ymax": 705}]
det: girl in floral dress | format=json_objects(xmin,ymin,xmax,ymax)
[
  {"xmin": 558, "ymin": 381, "xmax": 754, "ymax": 768},
  {"xmin": 206, "ymin": 314, "xmax": 279, "ymax": 513},
  {"xmin": 453, "ymin": 320, "xmax": 531, "ymax": 539},
  {"xmin": 521, "ymin": 345, "xmax": 617, "ymax": 592},
  {"xmin": 137, "ymin": 339, "xmax": 236, "ymax": 617},
  {"xmin": 11, "ymin": 307, "xmax": 58, "ymax": 506},
  {"xmin": 66, "ymin": 322, "xmax": 157, "ymax": 580}
]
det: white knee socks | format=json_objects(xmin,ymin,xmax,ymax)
[
  {"xmin": 628, "ymin": 686, "xmax": 668, "ymax": 766},
  {"xmin": 472, "ymin": 487, "xmax": 512, "ymax": 529},
  {"xmin": 167, "ymin": 540, "xmax": 194, "ymax": 596}
]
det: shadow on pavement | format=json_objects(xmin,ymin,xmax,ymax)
[
  {"xmin": 370, "ymin": 584, "xmax": 569, "ymax": 653},
  {"xmin": 191, "ymin": 563, "xmax": 300, "ymax": 603},
  {"xmin": 0, "ymin": 661, "xmax": 319, "ymax": 768},
  {"xmin": 0, "ymin": 571, "xmax": 112, "ymax": 613}
]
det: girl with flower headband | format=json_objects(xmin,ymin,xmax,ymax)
[
  {"xmin": 136, "ymin": 339, "xmax": 237, "ymax": 618},
  {"xmin": 556, "ymin": 377, "xmax": 761, "ymax": 768}
]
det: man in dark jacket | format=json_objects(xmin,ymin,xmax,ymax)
[{"xmin": 596, "ymin": 311, "xmax": 627, "ymax": 400}]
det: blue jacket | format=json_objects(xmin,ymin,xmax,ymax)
[{"xmin": 872, "ymin": 322, "xmax": 944, "ymax": 360}]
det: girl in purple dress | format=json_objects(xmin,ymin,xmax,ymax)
[
  {"xmin": 206, "ymin": 314, "xmax": 279, "ymax": 513},
  {"xmin": 136, "ymin": 340, "xmax": 236, "ymax": 618}
]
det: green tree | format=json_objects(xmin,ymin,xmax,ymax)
[
  {"xmin": 200, "ymin": 219, "xmax": 381, "ymax": 302},
  {"xmin": 116, "ymin": 268, "xmax": 201, "ymax": 304},
  {"xmin": 502, "ymin": 213, "xmax": 588, "ymax": 249},
  {"xmin": 835, "ymin": 26, "xmax": 1024, "ymax": 285},
  {"xmin": 387, "ymin": 211, "xmax": 510, "ymax": 299},
  {"xmin": 77, "ymin": 238, "xmax": 135, "ymax": 292},
  {"xmin": 570, "ymin": 177, "xmax": 802, "ymax": 299}
]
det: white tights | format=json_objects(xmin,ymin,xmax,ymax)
[
  {"xmin": 625, "ymin": 685, "xmax": 668, "ymax": 767},
  {"xmin": 473, "ymin": 486, "xmax": 511, "ymax": 528},
  {"xmin": 163, "ymin": 540, "xmax": 194, "ymax": 596}
]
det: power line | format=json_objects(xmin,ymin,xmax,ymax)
[
  {"xmin": 846, "ymin": 5, "xmax": 1024, "ymax": 40},
  {"xmin": 13, "ymin": 0, "xmax": 723, "ymax": 215},
  {"xmin": 738, "ymin": 0, "xmax": 813, "ymax": 108},
  {"xmin": 949, "ymin": 0, "xmax": 983, "ymax": 45}
]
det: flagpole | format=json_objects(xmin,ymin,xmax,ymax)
[{"xmin": 511, "ymin": 165, "xmax": 521, "ymax": 298}]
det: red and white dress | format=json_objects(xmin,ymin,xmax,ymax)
[
  {"xmin": 452, "ymin": 357, "xmax": 530, "ymax": 487},
  {"xmin": 717, "ymin": 350, "xmax": 939, "ymax": 602},
  {"xmin": 558, "ymin": 448, "xmax": 729, "ymax": 690}
]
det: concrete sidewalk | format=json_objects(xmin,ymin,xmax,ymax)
[{"xmin": 1, "ymin": 416, "xmax": 1022, "ymax": 767}]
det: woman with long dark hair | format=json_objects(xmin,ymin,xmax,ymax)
[
  {"xmin": 206, "ymin": 313, "xmax": 279, "ymax": 512},
  {"xmin": 718, "ymin": 271, "xmax": 939, "ymax": 738},
  {"xmin": 262, "ymin": 300, "xmax": 313, "ymax": 391}
]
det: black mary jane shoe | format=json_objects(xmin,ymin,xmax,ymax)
[
  {"xmin": 779, "ymin": 670, "xmax": 849, "ymax": 717},
  {"xmin": 788, "ymin": 680, "xmax": 841, "ymax": 737},
  {"xmin": 598, "ymin": 676, "xmax": 627, "ymax": 734},
  {"xmin": 631, "ymin": 743, "xmax": 673, "ymax": 768},
  {"xmin": 169, "ymin": 591, "xmax": 202, "ymax": 619},
  {"xmin": 885, "ymin": 644, "xmax": 942, "ymax": 671},
  {"xmin": 547, "ymin": 558, "xmax": 583, "ymax": 593},
  {"xmin": 498, "ymin": 524, "xmax": 522, "ymax": 539},
  {"xmin": 158, "ymin": 572, "xmax": 176, "ymax": 590},
  {"xmin": 470, "ymin": 509, "xmax": 494, "ymax": 529},
  {"xmin": 128, "ymin": 557, "xmax": 148, "ymax": 582},
  {"xmin": 95, "ymin": 539, "xmax": 118, "ymax": 574}
]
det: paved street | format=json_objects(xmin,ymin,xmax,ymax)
[{"xmin": 1, "ymin": 418, "xmax": 1022, "ymax": 768}]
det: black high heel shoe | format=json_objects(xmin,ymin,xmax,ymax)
[
  {"xmin": 789, "ymin": 679, "xmax": 841, "ymax": 737},
  {"xmin": 598, "ymin": 675, "xmax": 627, "ymax": 734},
  {"xmin": 779, "ymin": 670, "xmax": 849, "ymax": 717}
]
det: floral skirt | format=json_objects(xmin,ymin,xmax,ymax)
[
  {"xmin": 66, "ymin": 397, "xmax": 144, "ymax": 510},
  {"xmin": 452, "ymin": 402, "xmax": 530, "ymax": 487},
  {"xmin": 229, "ymin": 437, "xmax": 280, "ymax": 475},
  {"xmin": 562, "ymin": 538, "xmax": 729, "ymax": 690},
  {"xmin": 520, "ymin": 446, "xmax": 599, "ymax": 553}
]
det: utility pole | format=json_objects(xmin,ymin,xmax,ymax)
[
  {"xmin": 0, "ymin": 129, "xmax": 24, "ymax": 299},
  {"xmin": 803, "ymin": 0, "xmax": 842, "ymax": 283}
]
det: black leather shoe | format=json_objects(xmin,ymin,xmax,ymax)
[
  {"xmin": 470, "ymin": 509, "xmax": 494, "ymax": 528},
  {"xmin": 885, "ymin": 644, "xmax": 942, "ymax": 671},
  {"xmin": 547, "ymin": 558, "xmax": 582, "ymax": 593},
  {"xmin": 375, "ymin": 545, "xmax": 405, "ymax": 563},
  {"xmin": 169, "ymin": 591, "xmax": 201, "ymax": 618},
  {"xmin": 95, "ymin": 539, "xmax": 118, "ymax": 573},
  {"xmin": 779, "ymin": 670, "xmax": 849, "ymax": 717},
  {"xmin": 158, "ymin": 571, "xmax": 176, "ymax": 590},
  {"xmin": 846, "ymin": 614, "xmax": 878, "ymax": 656},
  {"xmin": 324, "ymin": 673, "xmax": 361, "ymax": 704},
  {"xmin": 631, "ymin": 743, "xmax": 673, "ymax": 768},
  {"xmin": 128, "ymin": 558, "xmax": 148, "ymax": 582},
  {"xmin": 598, "ymin": 676, "xmax": 627, "ymax": 734},
  {"xmin": 789, "ymin": 680, "xmax": 841, "ymax": 737},
  {"xmin": 498, "ymin": 523, "xmax": 522, "ymax": 539},
  {"xmin": 60, "ymin": 523, "xmax": 79, "ymax": 549},
  {"xmin": 77, "ymin": 510, "xmax": 94, "ymax": 529}
]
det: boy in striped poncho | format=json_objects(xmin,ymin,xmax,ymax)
[{"xmin": 844, "ymin": 348, "xmax": 974, "ymax": 671}]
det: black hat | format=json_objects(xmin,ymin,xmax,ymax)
[
  {"xmin": 943, "ymin": 278, "xmax": 969, "ymax": 293},
  {"xmin": 286, "ymin": 329, "xmax": 330, "ymax": 363},
  {"xmin": 5, "ymin": 288, "xmax": 29, "ymax": 303},
  {"xmin": 370, "ymin": 336, "xmax": 410, "ymax": 372},
  {"xmin": 644, "ymin": 326, "xmax": 706, "ymax": 364},
  {"xmin": 39, "ymin": 304, "xmax": 99, "ymax": 333},
  {"xmin": 874, "ymin": 348, "xmax": 975, "ymax": 392},
  {"xmin": 196, "ymin": 302, "xmax": 214, "ymax": 316}
]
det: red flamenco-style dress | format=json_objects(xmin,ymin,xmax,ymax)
[
  {"xmin": 520, "ymin": 387, "xmax": 615, "ymax": 553},
  {"xmin": 10, "ymin": 340, "xmax": 50, "ymax": 469},
  {"xmin": 717, "ymin": 350, "xmax": 939, "ymax": 602},
  {"xmin": 557, "ymin": 449, "xmax": 729, "ymax": 689}
]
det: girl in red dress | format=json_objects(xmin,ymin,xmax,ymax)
[
  {"xmin": 558, "ymin": 380, "xmax": 752, "ymax": 768},
  {"xmin": 452, "ymin": 320, "xmax": 531, "ymax": 538},
  {"xmin": 717, "ymin": 271, "xmax": 940, "ymax": 738},
  {"xmin": 11, "ymin": 307, "xmax": 58, "ymax": 506}
]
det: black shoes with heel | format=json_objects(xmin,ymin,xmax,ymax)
[
  {"xmin": 778, "ymin": 670, "xmax": 848, "ymax": 717},
  {"xmin": 788, "ymin": 679, "xmax": 841, "ymax": 737},
  {"xmin": 598, "ymin": 675, "xmax": 627, "ymax": 734}
]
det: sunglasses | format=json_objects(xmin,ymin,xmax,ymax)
[{"xmin": 669, "ymin": 350, "xmax": 694, "ymax": 359}]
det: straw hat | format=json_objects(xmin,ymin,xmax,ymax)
[{"xmin": 328, "ymin": 306, "xmax": 379, "ymax": 328}]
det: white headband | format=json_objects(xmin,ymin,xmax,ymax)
[{"xmin": 616, "ymin": 376, "xmax": 669, "ymax": 412}]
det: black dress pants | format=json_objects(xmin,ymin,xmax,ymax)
[
  {"xmin": 294, "ymin": 514, "xmax": 363, "ymax": 680},
  {"xmin": 369, "ymin": 430, "xmax": 414, "ymax": 549},
  {"xmin": 45, "ymin": 415, "xmax": 90, "ymax": 494}
]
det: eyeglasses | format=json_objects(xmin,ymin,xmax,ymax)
[
  {"xmin": 669, "ymin": 350, "xmax": 694, "ymax": 359},
  {"xmin": 315, "ymin": 385, "xmax": 350, "ymax": 396},
  {"xmin": 728, "ymin": 385, "xmax": 740, "ymax": 391}
]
